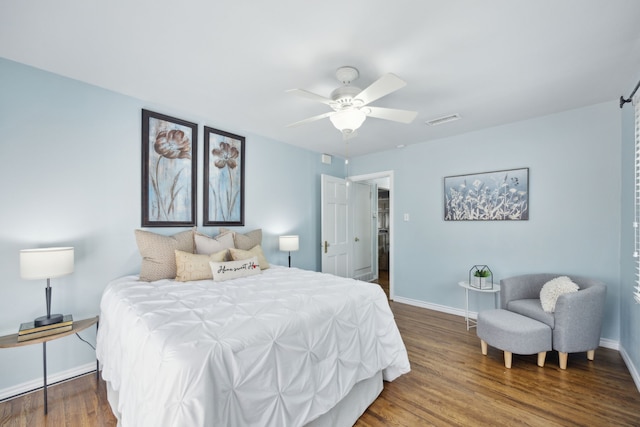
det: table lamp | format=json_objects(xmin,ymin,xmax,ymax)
[
  {"xmin": 20, "ymin": 247, "xmax": 74, "ymax": 327},
  {"xmin": 279, "ymin": 235, "xmax": 299, "ymax": 268}
]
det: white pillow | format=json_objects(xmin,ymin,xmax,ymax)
[
  {"xmin": 194, "ymin": 231, "xmax": 235, "ymax": 255},
  {"xmin": 209, "ymin": 257, "xmax": 261, "ymax": 282},
  {"xmin": 540, "ymin": 276, "xmax": 579, "ymax": 312}
]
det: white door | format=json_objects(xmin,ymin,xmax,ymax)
[
  {"xmin": 321, "ymin": 174, "xmax": 349, "ymax": 277},
  {"xmin": 352, "ymin": 181, "xmax": 374, "ymax": 281}
]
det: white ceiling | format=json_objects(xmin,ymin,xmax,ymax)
[{"xmin": 2, "ymin": 0, "xmax": 639, "ymax": 158}]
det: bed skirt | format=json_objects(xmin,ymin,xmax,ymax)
[{"xmin": 104, "ymin": 370, "xmax": 383, "ymax": 427}]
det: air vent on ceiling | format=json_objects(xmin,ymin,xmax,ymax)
[{"xmin": 425, "ymin": 113, "xmax": 461, "ymax": 126}]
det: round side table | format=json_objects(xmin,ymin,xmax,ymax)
[{"xmin": 458, "ymin": 281, "xmax": 501, "ymax": 330}]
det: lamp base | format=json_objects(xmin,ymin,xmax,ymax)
[{"xmin": 34, "ymin": 313, "xmax": 64, "ymax": 327}]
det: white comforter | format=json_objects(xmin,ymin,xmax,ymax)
[{"xmin": 96, "ymin": 266, "xmax": 410, "ymax": 427}]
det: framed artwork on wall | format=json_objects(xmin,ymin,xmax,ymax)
[
  {"xmin": 141, "ymin": 109, "xmax": 197, "ymax": 227},
  {"xmin": 444, "ymin": 167, "xmax": 529, "ymax": 221},
  {"xmin": 203, "ymin": 126, "xmax": 245, "ymax": 226}
]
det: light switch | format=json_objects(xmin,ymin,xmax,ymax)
[{"xmin": 404, "ymin": 213, "xmax": 410, "ymax": 221}]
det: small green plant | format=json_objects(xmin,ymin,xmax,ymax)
[{"xmin": 474, "ymin": 268, "xmax": 491, "ymax": 278}]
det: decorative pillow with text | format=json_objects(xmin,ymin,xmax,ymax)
[{"xmin": 209, "ymin": 257, "xmax": 261, "ymax": 282}]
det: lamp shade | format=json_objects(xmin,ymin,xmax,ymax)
[
  {"xmin": 20, "ymin": 247, "xmax": 74, "ymax": 280},
  {"xmin": 329, "ymin": 109, "xmax": 366, "ymax": 133},
  {"xmin": 279, "ymin": 235, "xmax": 299, "ymax": 252}
]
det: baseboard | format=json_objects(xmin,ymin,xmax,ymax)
[
  {"xmin": 598, "ymin": 337, "xmax": 618, "ymax": 351},
  {"xmin": 0, "ymin": 362, "xmax": 96, "ymax": 401},
  {"xmin": 392, "ymin": 296, "xmax": 468, "ymax": 318},
  {"xmin": 392, "ymin": 296, "xmax": 620, "ymax": 351},
  {"xmin": 619, "ymin": 345, "xmax": 640, "ymax": 393}
]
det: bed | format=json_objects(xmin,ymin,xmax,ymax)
[{"xmin": 96, "ymin": 262, "xmax": 410, "ymax": 426}]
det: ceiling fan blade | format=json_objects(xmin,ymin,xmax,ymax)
[
  {"xmin": 286, "ymin": 89, "xmax": 334, "ymax": 105},
  {"xmin": 355, "ymin": 73, "xmax": 407, "ymax": 106},
  {"xmin": 286, "ymin": 111, "xmax": 335, "ymax": 128},
  {"xmin": 365, "ymin": 106, "xmax": 417, "ymax": 124}
]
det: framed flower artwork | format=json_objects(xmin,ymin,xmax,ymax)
[
  {"xmin": 203, "ymin": 126, "xmax": 245, "ymax": 226},
  {"xmin": 444, "ymin": 167, "xmax": 529, "ymax": 221},
  {"xmin": 141, "ymin": 109, "xmax": 197, "ymax": 227}
]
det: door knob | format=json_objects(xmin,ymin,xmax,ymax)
[
  {"xmin": 354, "ymin": 237, "xmax": 360, "ymax": 242},
  {"xmin": 324, "ymin": 241, "xmax": 330, "ymax": 253}
]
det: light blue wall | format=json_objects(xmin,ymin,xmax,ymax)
[
  {"xmin": 351, "ymin": 102, "xmax": 622, "ymax": 341},
  {"xmin": 0, "ymin": 58, "xmax": 343, "ymax": 392},
  {"xmin": 620, "ymin": 101, "xmax": 640, "ymax": 374},
  {"xmin": 2, "ymin": 55, "xmax": 637, "ymax": 396}
]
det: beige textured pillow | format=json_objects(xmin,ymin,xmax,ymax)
[
  {"xmin": 229, "ymin": 245, "xmax": 270, "ymax": 270},
  {"xmin": 209, "ymin": 257, "xmax": 261, "ymax": 282},
  {"xmin": 220, "ymin": 228, "xmax": 262, "ymax": 250},
  {"xmin": 194, "ymin": 231, "xmax": 235, "ymax": 255},
  {"xmin": 175, "ymin": 249, "xmax": 228, "ymax": 281},
  {"xmin": 135, "ymin": 229, "xmax": 194, "ymax": 281}
]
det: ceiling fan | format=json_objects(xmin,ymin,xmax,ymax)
[{"xmin": 286, "ymin": 66, "xmax": 418, "ymax": 138}]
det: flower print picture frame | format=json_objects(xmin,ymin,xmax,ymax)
[
  {"xmin": 444, "ymin": 167, "xmax": 529, "ymax": 221},
  {"xmin": 141, "ymin": 109, "xmax": 197, "ymax": 227},
  {"xmin": 203, "ymin": 126, "xmax": 245, "ymax": 226}
]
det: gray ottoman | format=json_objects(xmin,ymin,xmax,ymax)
[{"xmin": 477, "ymin": 309, "xmax": 552, "ymax": 368}]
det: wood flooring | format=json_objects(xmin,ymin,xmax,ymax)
[
  {"xmin": 0, "ymin": 373, "xmax": 115, "ymax": 427},
  {"xmin": 356, "ymin": 303, "xmax": 640, "ymax": 426},
  {"xmin": 374, "ymin": 269, "xmax": 390, "ymax": 298},
  {"xmin": 1, "ymin": 302, "xmax": 639, "ymax": 426}
]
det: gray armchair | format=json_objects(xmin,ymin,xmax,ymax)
[{"xmin": 500, "ymin": 273, "xmax": 607, "ymax": 369}]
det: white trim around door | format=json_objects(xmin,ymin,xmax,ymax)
[{"xmin": 348, "ymin": 170, "xmax": 394, "ymax": 300}]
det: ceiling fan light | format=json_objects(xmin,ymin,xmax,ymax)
[{"xmin": 329, "ymin": 109, "xmax": 366, "ymax": 133}]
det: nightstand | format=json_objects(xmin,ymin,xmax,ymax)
[
  {"xmin": 0, "ymin": 316, "xmax": 99, "ymax": 414},
  {"xmin": 458, "ymin": 282, "xmax": 501, "ymax": 331}
]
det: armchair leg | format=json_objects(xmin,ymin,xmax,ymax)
[
  {"xmin": 481, "ymin": 340, "xmax": 488, "ymax": 356},
  {"xmin": 587, "ymin": 349, "xmax": 595, "ymax": 361},
  {"xmin": 504, "ymin": 351, "xmax": 512, "ymax": 369},
  {"xmin": 559, "ymin": 352, "xmax": 568, "ymax": 370},
  {"xmin": 537, "ymin": 351, "xmax": 547, "ymax": 367}
]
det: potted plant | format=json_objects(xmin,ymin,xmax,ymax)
[{"xmin": 469, "ymin": 265, "xmax": 493, "ymax": 289}]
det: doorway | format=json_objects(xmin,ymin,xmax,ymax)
[
  {"xmin": 349, "ymin": 171, "xmax": 393, "ymax": 299},
  {"xmin": 377, "ymin": 188, "xmax": 390, "ymax": 298}
]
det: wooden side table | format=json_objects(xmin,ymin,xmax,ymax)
[
  {"xmin": 0, "ymin": 316, "xmax": 99, "ymax": 414},
  {"xmin": 458, "ymin": 282, "xmax": 500, "ymax": 331}
]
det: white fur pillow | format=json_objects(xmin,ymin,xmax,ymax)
[{"xmin": 540, "ymin": 276, "xmax": 579, "ymax": 312}]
